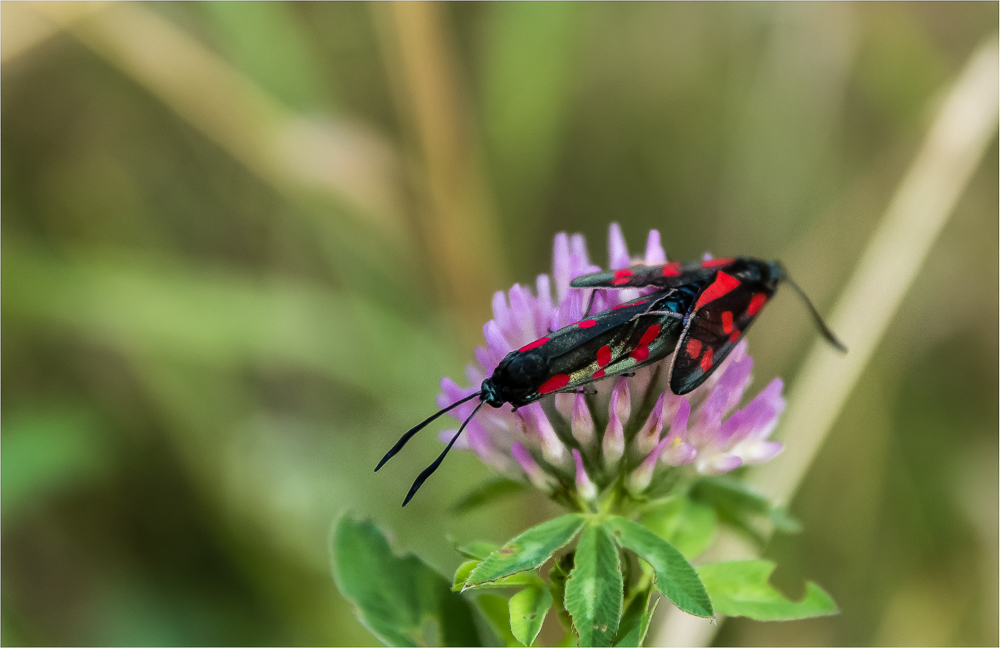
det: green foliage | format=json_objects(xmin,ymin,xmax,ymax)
[
  {"xmin": 613, "ymin": 593, "xmax": 658, "ymax": 648},
  {"xmin": 473, "ymin": 594, "xmax": 521, "ymax": 647},
  {"xmin": 331, "ymin": 516, "xmax": 481, "ymax": 647},
  {"xmin": 690, "ymin": 476, "xmax": 801, "ymax": 545},
  {"xmin": 604, "ymin": 516, "xmax": 714, "ymax": 619},
  {"xmin": 564, "ymin": 523, "xmax": 623, "ymax": 646},
  {"xmin": 437, "ymin": 506, "xmax": 840, "ymax": 646},
  {"xmin": 4, "ymin": 2, "xmax": 993, "ymax": 645},
  {"xmin": 640, "ymin": 495, "xmax": 718, "ymax": 559},
  {"xmin": 508, "ymin": 587, "xmax": 553, "ymax": 647},
  {"xmin": 452, "ymin": 540, "xmax": 501, "ymax": 561},
  {"xmin": 464, "ymin": 515, "xmax": 587, "ymax": 588},
  {"xmin": 698, "ymin": 560, "xmax": 838, "ymax": 621}
]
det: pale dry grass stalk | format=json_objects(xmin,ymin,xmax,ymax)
[
  {"xmin": 373, "ymin": 2, "xmax": 507, "ymax": 339},
  {"xmin": 20, "ymin": 1, "xmax": 405, "ymax": 247},
  {"xmin": 655, "ymin": 34, "xmax": 999, "ymax": 648}
]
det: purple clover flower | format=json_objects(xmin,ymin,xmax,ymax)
[{"xmin": 437, "ymin": 224, "xmax": 785, "ymax": 506}]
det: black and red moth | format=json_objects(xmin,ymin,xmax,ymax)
[{"xmin": 377, "ymin": 256, "xmax": 845, "ymax": 506}]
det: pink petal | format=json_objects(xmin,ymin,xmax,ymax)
[
  {"xmin": 553, "ymin": 232, "xmax": 571, "ymax": 302},
  {"xmin": 608, "ymin": 223, "xmax": 631, "ymax": 269},
  {"xmin": 645, "ymin": 230, "xmax": 667, "ymax": 264}
]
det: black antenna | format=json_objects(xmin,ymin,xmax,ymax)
[
  {"xmin": 402, "ymin": 400, "xmax": 487, "ymax": 507},
  {"xmin": 375, "ymin": 391, "xmax": 482, "ymax": 472},
  {"xmin": 784, "ymin": 275, "xmax": 848, "ymax": 353}
]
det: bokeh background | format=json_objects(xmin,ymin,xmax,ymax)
[{"xmin": 2, "ymin": 2, "xmax": 997, "ymax": 646}]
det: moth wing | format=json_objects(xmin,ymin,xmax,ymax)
[
  {"xmin": 570, "ymin": 260, "xmax": 730, "ymax": 290},
  {"xmin": 532, "ymin": 296, "xmax": 666, "ymax": 396},
  {"xmin": 668, "ymin": 280, "xmax": 776, "ymax": 395}
]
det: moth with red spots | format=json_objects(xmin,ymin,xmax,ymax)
[
  {"xmin": 569, "ymin": 257, "xmax": 845, "ymax": 394},
  {"xmin": 377, "ymin": 256, "xmax": 845, "ymax": 506}
]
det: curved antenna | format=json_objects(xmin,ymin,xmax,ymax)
[
  {"xmin": 374, "ymin": 391, "xmax": 482, "ymax": 472},
  {"xmin": 784, "ymin": 275, "xmax": 848, "ymax": 353},
  {"xmin": 402, "ymin": 400, "xmax": 487, "ymax": 507}
]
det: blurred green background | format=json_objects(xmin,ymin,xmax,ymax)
[{"xmin": 2, "ymin": 2, "xmax": 996, "ymax": 646}]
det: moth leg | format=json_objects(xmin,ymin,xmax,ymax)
[
  {"xmin": 630, "ymin": 310, "xmax": 684, "ymax": 321},
  {"xmin": 582, "ymin": 289, "xmax": 598, "ymax": 318}
]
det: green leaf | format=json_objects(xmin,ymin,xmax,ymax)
[
  {"xmin": 453, "ymin": 539, "xmax": 502, "ymax": 561},
  {"xmin": 453, "ymin": 560, "xmax": 481, "ymax": 592},
  {"xmin": 564, "ymin": 523, "xmax": 623, "ymax": 647},
  {"xmin": 641, "ymin": 496, "xmax": 718, "ymax": 559},
  {"xmin": 691, "ymin": 477, "xmax": 771, "ymax": 515},
  {"xmin": 465, "ymin": 514, "xmax": 586, "ymax": 588},
  {"xmin": 461, "ymin": 571, "xmax": 547, "ymax": 593},
  {"xmin": 508, "ymin": 587, "xmax": 553, "ymax": 647},
  {"xmin": 768, "ymin": 507, "xmax": 803, "ymax": 534},
  {"xmin": 331, "ymin": 516, "xmax": 481, "ymax": 646},
  {"xmin": 2, "ymin": 408, "xmax": 114, "ymax": 520},
  {"xmin": 697, "ymin": 560, "xmax": 838, "ymax": 621},
  {"xmin": 605, "ymin": 516, "xmax": 713, "ymax": 619},
  {"xmin": 452, "ymin": 477, "xmax": 526, "ymax": 515},
  {"xmin": 613, "ymin": 592, "xmax": 658, "ymax": 647},
  {"xmin": 474, "ymin": 594, "xmax": 522, "ymax": 648}
]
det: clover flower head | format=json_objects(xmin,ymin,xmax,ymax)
[{"xmin": 438, "ymin": 224, "xmax": 785, "ymax": 506}]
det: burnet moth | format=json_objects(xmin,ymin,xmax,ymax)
[{"xmin": 377, "ymin": 256, "xmax": 845, "ymax": 506}]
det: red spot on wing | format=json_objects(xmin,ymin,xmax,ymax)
[
  {"xmin": 612, "ymin": 300, "xmax": 647, "ymax": 310},
  {"xmin": 747, "ymin": 293, "xmax": 768, "ymax": 316},
  {"xmin": 596, "ymin": 345, "xmax": 612, "ymax": 367},
  {"xmin": 538, "ymin": 374, "xmax": 570, "ymax": 394},
  {"xmin": 699, "ymin": 347, "xmax": 714, "ymax": 372},
  {"xmin": 694, "ymin": 272, "xmax": 740, "ymax": 310},
  {"xmin": 721, "ymin": 311, "xmax": 734, "ymax": 334},
  {"xmin": 631, "ymin": 346, "xmax": 650, "ymax": 362},
  {"xmin": 661, "ymin": 262, "xmax": 681, "ymax": 277},
  {"xmin": 638, "ymin": 324, "xmax": 661, "ymax": 346},
  {"xmin": 578, "ymin": 319, "xmax": 597, "ymax": 328},
  {"xmin": 701, "ymin": 257, "xmax": 734, "ymax": 268},
  {"xmin": 592, "ymin": 369, "xmax": 606, "ymax": 379},
  {"xmin": 611, "ymin": 269, "xmax": 633, "ymax": 286},
  {"xmin": 518, "ymin": 337, "xmax": 549, "ymax": 352},
  {"xmin": 729, "ymin": 330, "xmax": 741, "ymax": 343},
  {"xmin": 686, "ymin": 338, "xmax": 702, "ymax": 359}
]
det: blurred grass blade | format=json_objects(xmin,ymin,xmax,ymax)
[
  {"xmin": 656, "ymin": 32, "xmax": 999, "ymax": 648},
  {"xmin": 752, "ymin": 34, "xmax": 1000, "ymax": 505},
  {"xmin": 374, "ymin": 2, "xmax": 507, "ymax": 336},
  {"xmin": 27, "ymin": 1, "xmax": 405, "ymax": 245},
  {"xmin": 200, "ymin": 2, "xmax": 331, "ymax": 113},
  {"xmin": 479, "ymin": 3, "xmax": 583, "ymax": 239},
  {"xmin": 2, "ymin": 408, "xmax": 114, "ymax": 520},
  {"xmin": 2, "ymin": 241, "xmax": 455, "ymax": 407}
]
